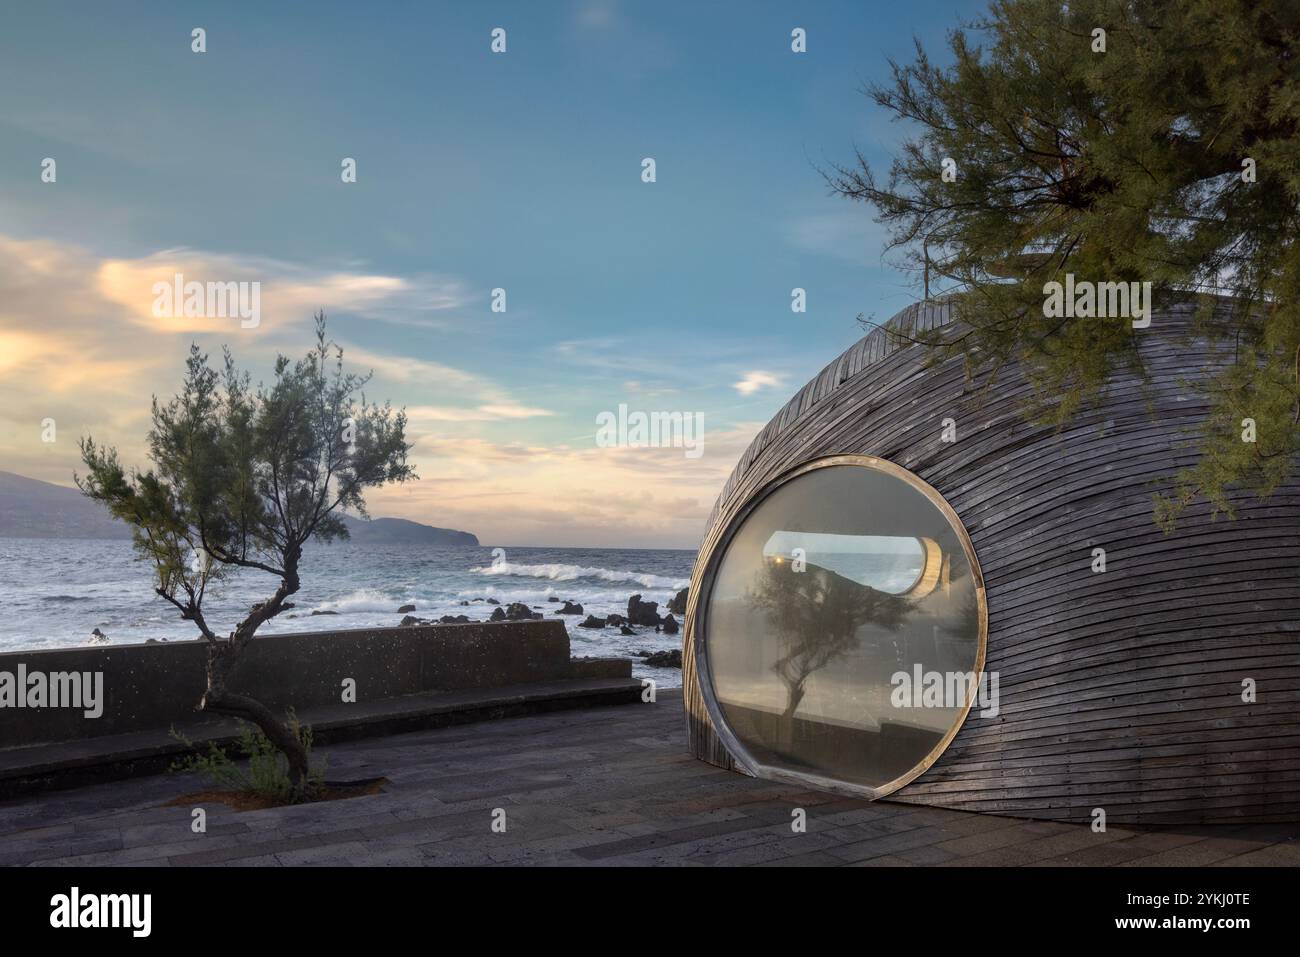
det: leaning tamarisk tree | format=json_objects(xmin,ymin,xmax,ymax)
[
  {"xmin": 77, "ymin": 313, "xmax": 414, "ymax": 791},
  {"xmin": 827, "ymin": 0, "xmax": 1300, "ymax": 528}
]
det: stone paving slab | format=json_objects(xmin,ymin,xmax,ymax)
[
  {"xmin": 1, "ymin": 690, "xmax": 1298, "ymax": 867},
  {"xmin": 0, "ymin": 676, "xmax": 642, "ymax": 800}
]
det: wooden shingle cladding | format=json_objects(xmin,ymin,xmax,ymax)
[{"xmin": 682, "ymin": 299, "xmax": 1300, "ymax": 825}]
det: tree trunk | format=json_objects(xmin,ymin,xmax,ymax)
[
  {"xmin": 194, "ymin": 559, "xmax": 310, "ymax": 792},
  {"xmin": 779, "ymin": 682, "xmax": 805, "ymax": 753},
  {"xmin": 200, "ymin": 643, "xmax": 312, "ymax": 793},
  {"xmin": 781, "ymin": 679, "xmax": 806, "ymax": 721}
]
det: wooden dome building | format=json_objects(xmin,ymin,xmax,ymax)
[{"xmin": 681, "ymin": 299, "xmax": 1300, "ymax": 825}]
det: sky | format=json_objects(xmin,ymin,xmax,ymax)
[{"xmin": 0, "ymin": 0, "xmax": 981, "ymax": 548}]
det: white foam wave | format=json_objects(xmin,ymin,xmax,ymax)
[
  {"xmin": 313, "ymin": 588, "xmax": 409, "ymax": 614},
  {"xmin": 468, "ymin": 561, "xmax": 687, "ymax": 592}
]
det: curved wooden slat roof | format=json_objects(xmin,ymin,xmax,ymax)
[{"xmin": 682, "ymin": 297, "xmax": 1300, "ymax": 824}]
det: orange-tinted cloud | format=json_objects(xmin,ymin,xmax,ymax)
[{"xmin": 0, "ymin": 232, "xmax": 754, "ymax": 546}]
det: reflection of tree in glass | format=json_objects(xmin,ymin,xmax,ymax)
[
  {"xmin": 938, "ymin": 587, "xmax": 981, "ymax": 641},
  {"xmin": 749, "ymin": 558, "xmax": 912, "ymax": 720}
]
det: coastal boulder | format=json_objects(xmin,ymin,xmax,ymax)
[
  {"xmin": 643, "ymin": 649, "xmax": 682, "ymax": 668},
  {"xmin": 554, "ymin": 600, "xmax": 584, "ymax": 616},
  {"xmin": 605, "ymin": 613, "xmax": 627, "ymax": 627},
  {"xmin": 438, "ymin": 615, "xmax": 472, "ymax": 624},
  {"xmin": 667, "ymin": 588, "xmax": 688, "ymax": 615},
  {"xmin": 505, "ymin": 601, "xmax": 542, "ymax": 621},
  {"xmin": 400, "ymin": 615, "xmax": 421, "ymax": 627},
  {"xmin": 578, "ymin": 615, "xmax": 607, "ymax": 629},
  {"xmin": 661, "ymin": 614, "xmax": 679, "ymax": 635},
  {"xmin": 620, "ymin": 625, "xmax": 636, "ymax": 636},
  {"xmin": 627, "ymin": 594, "xmax": 661, "ymax": 627},
  {"xmin": 490, "ymin": 607, "xmax": 506, "ymax": 622},
  {"xmin": 397, "ymin": 603, "xmax": 416, "ymax": 614}
]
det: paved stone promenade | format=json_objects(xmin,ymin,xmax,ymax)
[{"xmin": 3, "ymin": 691, "xmax": 1298, "ymax": 867}]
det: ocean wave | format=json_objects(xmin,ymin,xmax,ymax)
[
  {"xmin": 468, "ymin": 561, "xmax": 688, "ymax": 591},
  {"xmin": 312, "ymin": 588, "xmax": 410, "ymax": 614}
]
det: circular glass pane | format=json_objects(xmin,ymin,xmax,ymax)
[{"xmin": 701, "ymin": 459, "xmax": 984, "ymax": 794}]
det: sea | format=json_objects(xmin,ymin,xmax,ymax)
[{"xmin": 0, "ymin": 539, "xmax": 695, "ymax": 687}]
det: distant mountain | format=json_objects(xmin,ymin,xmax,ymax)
[
  {"xmin": 0, "ymin": 471, "xmax": 477, "ymax": 546},
  {"xmin": 341, "ymin": 515, "xmax": 478, "ymax": 547},
  {"xmin": 0, "ymin": 470, "xmax": 131, "ymax": 540}
]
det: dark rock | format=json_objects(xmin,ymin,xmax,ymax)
[
  {"xmin": 310, "ymin": 609, "xmax": 339, "ymax": 616},
  {"xmin": 642, "ymin": 649, "xmax": 682, "ymax": 668},
  {"xmin": 620, "ymin": 626, "xmax": 636, "ymax": 636},
  {"xmin": 667, "ymin": 588, "xmax": 688, "ymax": 615},
  {"xmin": 547, "ymin": 596, "xmax": 560, "ymax": 603},
  {"xmin": 661, "ymin": 614, "xmax": 679, "ymax": 635},
  {"xmin": 627, "ymin": 594, "xmax": 661, "ymax": 627},
  {"xmin": 397, "ymin": 603, "xmax": 416, "ymax": 614},
  {"xmin": 399, "ymin": 615, "xmax": 421, "ymax": 627},
  {"xmin": 486, "ymin": 597, "xmax": 500, "ymax": 605},
  {"xmin": 634, "ymin": 649, "xmax": 650, "ymax": 657},
  {"xmin": 490, "ymin": 607, "xmax": 506, "ymax": 622},
  {"xmin": 459, "ymin": 600, "xmax": 470, "ymax": 606},
  {"xmin": 438, "ymin": 614, "xmax": 472, "ymax": 624},
  {"xmin": 605, "ymin": 613, "xmax": 627, "ymax": 627},
  {"xmin": 504, "ymin": 601, "xmax": 542, "ymax": 621},
  {"xmin": 554, "ymin": 600, "xmax": 584, "ymax": 616},
  {"xmin": 578, "ymin": 615, "xmax": 607, "ymax": 629}
]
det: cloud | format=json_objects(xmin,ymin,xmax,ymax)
[
  {"xmin": 405, "ymin": 403, "xmax": 554, "ymax": 424},
  {"xmin": 0, "ymin": 233, "xmax": 547, "ymax": 498},
  {"xmin": 732, "ymin": 370, "xmax": 785, "ymax": 395},
  {"xmin": 340, "ymin": 345, "xmax": 556, "ymax": 424},
  {"xmin": 575, "ymin": 0, "xmax": 618, "ymax": 30},
  {"xmin": 369, "ymin": 421, "xmax": 764, "ymax": 547},
  {"xmin": 550, "ymin": 337, "xmax": 667, "ymax": 377},
  {"xmin": 787, "ymin": 208, "xmax": 892, "ymax": 266},
  {"xmin": 0, "ymin": 230, "xmax": 760, "ymax": 547},
  {"xmin": 0, "ymin": 236, "xmax": 168, "ymax": 397},
  {"xmin": 478, "ymin": 403, "xmax": 554, "ymax": 419},
  {"xmin": 96, "ymin": 248, "xmax": 469, "ymax": 335},
  {"xmin": 338, "ymin": 344, "xmax": 487, "ymax": 390},
  {"xmin": 622, "ymin": 379, "xmax": 679, "ymax": 399}
]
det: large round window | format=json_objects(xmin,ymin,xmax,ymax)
[{"xmin": 698, "ymin": 456, "xmax": 986, "ymax": 798}]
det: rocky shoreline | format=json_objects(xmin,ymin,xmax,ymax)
[
  {"xmin": 85, "ymin": 589, "xmax": 689, "ymax": 668},
  {"xmin": 393, "ymin": 587, "xmax": 689, "ymax": 668}
]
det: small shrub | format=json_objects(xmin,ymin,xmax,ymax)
[{"xmin": 171, "ymin": 710, "xmax": 327, "ymax": 802}]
